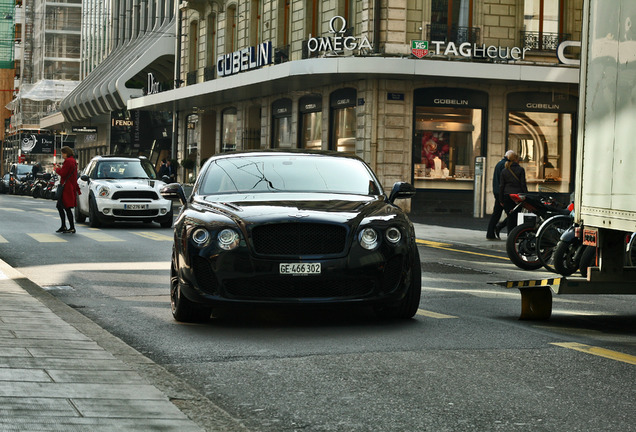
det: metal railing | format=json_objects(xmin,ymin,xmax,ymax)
[
  {"xmin": 426, "ymin": 24, "xmax": 481, "ymax": 45},
  {"xmin": 520, "ymin": 31, "xmax": 570, "ymax": 51}
]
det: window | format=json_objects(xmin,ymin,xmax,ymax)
[
  {"xmin": 271, "ymin": 99, "xmax": 293, "ymax": 148},
  {"xmin": 412, "ymin": 88, "xmax": 487, "ymax": 190},
  {"xmin": 507, "ymin": 92, "xmax": 576, "ymax": 193},
  {"xmin": 186, "ymin": 114, "xmax": 200, "ymax": 181},
  {"xmin": 413, "ymin": 107, "xmax": 482, "ymax": 182},
  {"xmin": 523, "ymin": 0, "xmax": 564, "ymax": 50},
  {"xmin": 299, "ymin": 94, "xmax": 322, "ymax": 150},
  {"xmin": 430, "ymin": 0, "xmax": 475, "ymax": 44},
  {"xmin": 206, "ymin": 13, "xmax": 216, "ymax": 71},
  {"xmin": 222, "ymin": 108, "xmax": 238, "ymax": 153},
  {"xmin": 226, "ymin": 5, "xmax": 237, "ymax": 53},
  {"xmin": 278, "ymin": 0, "xmax": 290, "ymax": 46},
  {"xmin": 306, "ymin": 0, "xmax": 318, "ymax": 37},
  {"xmin": 250, "ymin": 0, "xmax": 261, "ymax": 45},
  {"xmin": 329, "ymin": 89, "xmax": 356, "ymax": 153},
  {"xmin": 188, "ymin": 20, "xmax": 198, "ymax": 73}
]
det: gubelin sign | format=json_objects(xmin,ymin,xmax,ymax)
[
  {"xmin": 306, "ymin": 16, "xmax": 373, "ymax": 54},
  {"xmin": 411, "ymin": 40, "xmax": 530, "ymax": 61},
  {"xmin": 217, "ymin": 41, "xmax": 273, "ymax": 77}
]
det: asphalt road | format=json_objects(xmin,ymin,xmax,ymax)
[{"xmin": 1, "ymin": 193, "xmax": 635, "ymax": 431}]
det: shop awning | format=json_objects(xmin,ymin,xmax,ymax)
[
  {"xmin": 60, "ymin": 19, "xmax": 175, "ymax": 122},
  {"xmin": 128, "ymin": 57, "xmax": 580, "ymax": 113}
]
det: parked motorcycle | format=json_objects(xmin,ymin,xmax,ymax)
[
  {"xmin": 32, "ymin": 172, "xmax": 51, "ymax": 199},
  {"xmin": 505, "ymin": 192, "xmax": 571, "ymax": 270}
]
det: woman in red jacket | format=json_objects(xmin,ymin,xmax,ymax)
[{"xmin": 54, "ymin": 146, "xmax": 80, "ymax": 233}]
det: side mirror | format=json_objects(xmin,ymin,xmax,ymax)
[
  {"xmin": 80, "ymin": 174, "xmax": 90, "ymax": 182},
  {"xmin": 388, "ymin": 182, "xmax": 416, "ymax": 204},
  {"xmin": 161, "ymin": 183, "xmax": 187, "ymax": 206}
]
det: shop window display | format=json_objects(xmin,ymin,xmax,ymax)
[
  {"xmin": 508, "ymin": 111, "xmax": 572, "ymax": 193},
  {"xmin": 412, "ymin": 107, "xmax": 482, "ymax": 189},
  {"xmin": 221, "ymin": 108, "xmax": 237, "ymax": 152}
]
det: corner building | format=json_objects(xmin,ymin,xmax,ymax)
[{"xmin": 130, "ymin": 0, "xmax": 583, "ymax": 215}]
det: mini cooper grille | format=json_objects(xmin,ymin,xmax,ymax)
[
  {"xmin": 112, "ymin": 190, "xmax": 159, "ymax": 200},
  {"xmin": 251, "ymin": 223, "xmax": 347, "ymax": 255},
  {"xmin": 112, "ymin": 209, "xmax": 158, "ymax": 216},
  {"xmin": 224, "ymin": 279, "xmax": 374, "ymax": 299},
  {"xmin": 192, "ymin": 256, "xmax": 218, "ymax": 294}
]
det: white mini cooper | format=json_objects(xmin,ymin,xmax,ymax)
[{"xmin": 76, "ymin": 155, "xmax": 173, "ymax": 228}]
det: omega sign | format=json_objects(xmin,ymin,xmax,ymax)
[{"xmin": 306, "ymin": 16, "xmax": 373, "ymax": 54}]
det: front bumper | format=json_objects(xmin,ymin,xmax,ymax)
[
  {"xmin": 95, "ymin": 197, "xmax": 172, "ymax": 220},
  {"xmin": 179, "ymin": 246, "xmax": 413, "ymax": 306}
]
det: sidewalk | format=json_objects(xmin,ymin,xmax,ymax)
[
  {"xmin": 0, "ymin": 217, "xmax": 498, "ymax": 431},
  {"xmin": 0, "ymin": 259, "xmax": 249, "ymax": 431}
]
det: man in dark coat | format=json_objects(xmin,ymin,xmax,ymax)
[{"xmin": 486, "ymin": 150, "xmax": 513, "ymax": 239}]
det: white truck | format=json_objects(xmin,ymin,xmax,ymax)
[{"xmin": 496, "ymin": 0, "xmax": 636, "ymax": 319}]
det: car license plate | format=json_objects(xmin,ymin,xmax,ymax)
[
  {"xmin": 279, "ymin": 263, "xmax": 321, "ymax": 275},
  {"xmin": 124, "ymin": 204, "xmax": 149, "ymax": 210}
]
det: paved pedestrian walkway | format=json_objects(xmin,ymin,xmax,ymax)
[
  {"xmin": 0, "ymin": 259, "xmax": 248, "ymax": 431},
  {"xmin": 0, "ymin": 219, "xmax": 500, "ymax": 431}
]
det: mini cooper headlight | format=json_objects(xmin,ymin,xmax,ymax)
[
  {"xmin": 359, "ymin": 228, "xmax": 379, "ymax": 250},
  {"xmin": 385, "ymin": 227, "xmax": 402, "ymax": 244},
  {"xmin": 218, "ymin": 228, "xmax": 240, "ymax": 250},
  {"xmin": 191, "ymin": 227, "xmax": 210, "ymax": 248},
  {"xmin": 97, "ymin": 185, "xmax": 111, "ymax": 198}
]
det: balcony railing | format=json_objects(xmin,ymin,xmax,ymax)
[
  {"xmin": 186, "ymin": 71, "xmax": 197, "ymax": 85},
  {"xmin": 426, "ymin": 24, "xmax": 481, "ymax": 45},
  {"xmin": 520, "ymin": 31, "xmax": 570, "ymax": 51}
]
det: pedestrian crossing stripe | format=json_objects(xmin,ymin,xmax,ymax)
[
  {"xmin": 80, "ymin": 232, "xmax": 125, "ymax": 242},
  {"xmin": 0, "ymin": 235, "xmax": 7, "ymax": 243},
  {"xmin": 27, "ymin": 233, "xmax": 67, "ymax": 243},
  {"xmin": 503, "ymin": 278, "xmax": 562, "ymax": 288},
  {"xmin": 35, "ymin": 208, "xmax": 59, "ymax": 213},
  {"xmin": 0, "ymin": 208, "xmax": 24, "ymax": 212},
  {"xmin": 132, "ymin": 232, "xmax": 173, "ymax": 241}
]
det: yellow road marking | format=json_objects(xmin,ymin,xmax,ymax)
[
  {"xmin": 551, "ymin": 342, "xmax": 636, "ymax": 365},
  {"xmin": 27, "ymin": 233, "xmax": 67, "ymax": 243},
  {"xmin": 416, "ymin": 238, "xmax": 508, "ymax": 260},
  {"xmin": 416, "ymin": 309, "xmax": 458, "ymax": 319},
  {"xmin": 0, "ymin": 235, "xmax": 7, "ymax": 243},
  {"xmin": 133, "ymin": 231, "xmax": 173, "ymax": 241},
  {"xmin": 80, "ymin": 232, "xmax": 125, "ymax": 242}
]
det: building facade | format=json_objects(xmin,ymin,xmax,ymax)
[{"xmin": 69, "ymin": 0, "xmax": 583, "ymax": 215}]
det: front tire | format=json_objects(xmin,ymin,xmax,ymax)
[
  {"xmin": 506, "ymin": 223, "xmax": 542, "ymax": 270},
  {"xmin": 170, "ymin": 250, "xmax": 211, "ymax": 322},
  {"xmin": 375, "ymin": 250, "xmax": 421, "ymax": 319},
  {"xmin": 89, "ymin": 197, "xmax": 102, "ymax": 228},
  {"xmin": 552, "ymin": 239, "xmax": 583, "ymax": 276}
]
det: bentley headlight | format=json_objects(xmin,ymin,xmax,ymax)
[
  {"xmin": 385, "ymin": 227, "xmax": 402, "ymax": 244},
  {"xmin": 359, "ymin": 228, "xmax": 379, "ymax": 250},
  {"xmin": 97, "ymin": 185, "xmax": 111, "ymax": 198},
  {"xmin": 218, "ymin": 228, "xmax": 240, "ymax": 250},
  {"xmin": 191, "ymin": 227, "xmax": 210, "ymax": 248}
]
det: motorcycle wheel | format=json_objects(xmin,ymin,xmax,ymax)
[
  {"xmin": 506, "ymin": 223, "xmax": 543, "ymax": 270},
  {"xmin": 535, "ymin": 216, "xmax": 573, "ymax": 273},
  {"xmin": 553, "ymin": 239, "xmax": 583, "ymax": 276}
]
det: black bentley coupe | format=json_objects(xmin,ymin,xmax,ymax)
[{"xmin": 161, "ymin": 150, "xmax": 421, "ymax": 322}]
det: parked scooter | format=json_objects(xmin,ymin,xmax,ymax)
[
  {"xmin": 505, "ymin": 192, "xmax": 571, "ymax": 270},
  {"xmin": 32, "ymin": 172, "xmax": 51, "ymax": 199}
]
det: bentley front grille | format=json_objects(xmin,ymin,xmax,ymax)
[{"xmin": 251, "ymin": 223, "xmax": 347, "ymax": 256}]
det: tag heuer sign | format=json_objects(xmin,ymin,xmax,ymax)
[{"xmin": 412, "ymin": 40, "xmax": 428, "ymax": 58}]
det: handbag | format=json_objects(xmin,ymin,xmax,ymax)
[{"xmin": 55, "ymin": 182, "xmax": 65, "ymax": 201}]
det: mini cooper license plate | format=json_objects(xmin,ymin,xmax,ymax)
[
  {"xmin": 279, "ymin": 263, "xmax": 321, "ymax": 275},
  {"xmin": 124, "ymin": 204, "xmax": 149, "ymax": 210}
]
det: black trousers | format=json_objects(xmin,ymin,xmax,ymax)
[
  {"xmin": 56, "ymin": 199, "xmax": 74, "ymax": 229},
  {"xmin": 486, "ymin": 194, "xmax": 505, "ymax": 237}
]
